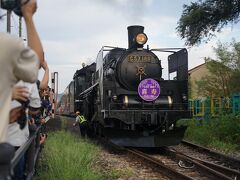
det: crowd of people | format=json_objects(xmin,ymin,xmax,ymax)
[{"xmin": 0, "ymin": 0, "xmax": 53, "ymax": 179}]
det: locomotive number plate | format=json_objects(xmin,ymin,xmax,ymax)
[{"xmin": 128, "ymin": 55, "xmax": 153, "ymax": 63}]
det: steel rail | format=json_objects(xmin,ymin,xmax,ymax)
[
  {"xmin": 127, "ymin": 148, "xmax": 194, "ymax": 180},
  {"xmin": 181, "ymin": 140, "xmax": 240, "ymax": 167},
  {"xmin": 178, "ymin": 140, "xmax": 240, "ymax": 179},
  {"xmin": 164, "ymin": 147, "xmax": 234, "ymax": 180},
  {"xmin": 188, "ymin": 155, "xmax": 240, "ymax": 179}
]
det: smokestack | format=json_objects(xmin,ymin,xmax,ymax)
[{"xmin": 127, "ymin": 25, "xmax": 144, "ymax": 49}]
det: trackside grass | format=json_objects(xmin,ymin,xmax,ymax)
[
  {"xmin": 37, "ymin": 131, "xmax": 102, "ymax": 180},
  {"xmin": 177, "ymin": 113, "xmax": 240, "ymax": 153}
]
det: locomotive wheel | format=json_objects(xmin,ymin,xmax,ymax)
[
  {"xmin": 94, "ymin": 123, "xmax": 103, "ymax": 138},
  {"xmin": 86, "ymin": 122, "xmax": 94, "ymax": 138},
  {"xmin": 98, "ymin": 125, "xmax": 103, "ymax": 138},
  {"xmin": 92, "ymin": 122, "xmax": 103, "ymax": 137},
  {"xmin": 93, "ymin": 122, "xmax": 98, "ymax": 136}
]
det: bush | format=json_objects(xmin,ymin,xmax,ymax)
[
  {"xmin": 177, "ymin": 114, "xmax": 240, "ymax": 153},
  {"xmin": 209, "ymin": 139, "xmax": 239, "ymax": 153}
]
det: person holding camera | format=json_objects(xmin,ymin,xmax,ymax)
[
  {"xmin": 7, "ymin": 80, "xmax": 41, "ymax": 180},
  {"xmin": 0, "ymin": 0, "xmax": 44, "ymax": 143}
]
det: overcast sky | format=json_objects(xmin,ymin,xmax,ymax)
[{"xmin": 1, "ymin": 0, "xmax": 240, "ymax": 93}]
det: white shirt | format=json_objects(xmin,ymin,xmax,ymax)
[
  {"xmin": 75, "ymin": 116, "xmax": 80, "ymax": 123},
  {"xmin": 7, "ymin": 122, "xmax": 29, "ymax": 147},
  {"xmin": 6, "ymin": 82, "xmax": 41, "ymax": 146},
  {"xmin": 0, "ymin": 33, "xmax": 39, "ymax": 142}
]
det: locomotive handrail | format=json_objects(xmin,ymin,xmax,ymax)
[
  {"xmin": 106, "ymin": 109, "xmax": 189, "ymax": 112},
  {"xmin": 102, "ymin": 46, "xmax": 184, "ymax": 53},
  {"xmin": 79, "ymin": 82, "xmax": 99, "ymax": 98},
  {"xmin": 102, "ymin": 46, "xmax": 126, "ymax": 51},
  {"xmin": 151, "ymin": 48, "xmax": 185, "ymax": 53},
  {"xmin": 151, "ymin": 47, "xmax": 185, "ymax": 50},
  {"xmin": 108, "ymin": 102, "xmax": 189, "ymax": 111}
]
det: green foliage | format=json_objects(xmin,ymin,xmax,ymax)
[
  {"xmin": 177, "ymin": 0, "xmax": 240, "ymax": 46},
  {"xmin": 37, "ymin": 131, "xmax": 135, "ymax": 180},
  {"xmin": 37, "ymin": 131, "xmax": 102, "ymax": 180},
  {"xmin": 177, "ymin": 114, "xmax": 240, "ymax": 153},
  {"xmin": 178, "ymin": 119, "xmax": 213, "ymax": 146},
  {"xmin": 209, "ymin": 140, "xmax": 239, "ymax": 153},
  {"xmin": 196, "ymin": 59, "xmax": 232, "ymax": 97},
  {"xmin": 196, "ymin": 40, "xmax": 240, "ymax": 97}
]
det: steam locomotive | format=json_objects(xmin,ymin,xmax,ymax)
[{"xmin": 59, "ymin": 26, "xmax": 190, "ymax": 147}]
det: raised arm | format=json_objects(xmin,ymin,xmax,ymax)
[
  {"xmin": 40, "ymin": 61, "xmax": 49, "ymax": 90},
  {"xmin": 21, "ymin": 0, "xmax": 44, "ymax": 66}
]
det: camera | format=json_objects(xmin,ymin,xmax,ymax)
[
  {"xmin": 17, "ymin": 99, "xmax": 30, "ymax": 129},
  {"xmin": 0, "ymin": 0, "xmax": 29, "ymax": 16}
]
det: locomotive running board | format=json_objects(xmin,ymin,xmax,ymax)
[{"xmin": 103, "ymin": 126, "xmax": 187, "ymax": 147}]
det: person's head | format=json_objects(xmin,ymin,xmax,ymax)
[{"xmin": 76, "ymin": 111, "xmax": 80, "ymax": 115}]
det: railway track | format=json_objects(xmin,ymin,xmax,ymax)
[
  {"xmin": 180, "ymin": 140, "xmax": 240, "ymax": 170},
  {"xmin": 127, "ymin": 148, "xmax": 198, "ymax": 180},
  {"xmin": 127, "ymin": 147, "xmax": 236, "ymax": 180},
  {"xmin": 124, "ymin": 140, "xmax": 240, "ymax": 180},
  {"xmin": 168, "ymin": 140, "xmax": 240, "ymax": 179}
]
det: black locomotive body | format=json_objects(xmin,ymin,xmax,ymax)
[{"xmin": 60, "ymin": 26, "xmax": 190, "ymax": 147}]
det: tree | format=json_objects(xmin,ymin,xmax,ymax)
[
  {"xmin": 196, "ymin": 59, "xmax": 232, "ymax": 97},
  {"xmin": 196, "ymin": 40, "xmax": 240, "ymax": 97},
  {"xmin": 177, "ymin": 0, "xmax": 240, "ymax": 46}
]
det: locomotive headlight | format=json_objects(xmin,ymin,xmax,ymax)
[
  {"xmin": 136, "ymin": 33, "xmax": 148, "ymax": 45},
  {"xmin": 123, "ymin": 95, "xmax": 129, "ymax": 107},
  {"xmin": 168, "ymin": 96, "xmax": 173, "ymax": 108}
]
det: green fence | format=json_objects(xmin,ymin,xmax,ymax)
[{"xmin": 189, "ymin": 95, "xmax": 239, "ymax": 119}]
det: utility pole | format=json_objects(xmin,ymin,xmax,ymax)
[
  {"xmin": 19, "ymin": 17, "xmax": 22, "ymax": 37},
  {"xmin": 6, "ymin": 10, "xmax": 11, "ymax": 33},
  {"xmin": 51, "ymin": 72, "xmax": 59, "ymax": 118}
]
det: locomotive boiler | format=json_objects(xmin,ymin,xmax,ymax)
[{"xmin": 60, "ymin": 25, "xmax": 191, "ymax": 147}]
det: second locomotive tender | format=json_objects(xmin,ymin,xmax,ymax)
[{"xmin": 61, "ymin": 25, "xmax": 190, "ymax": 147}]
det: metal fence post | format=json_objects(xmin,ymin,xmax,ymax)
[{"xmin": 25, "ymin": 125, "xmax": 38, "ymax": 180}]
